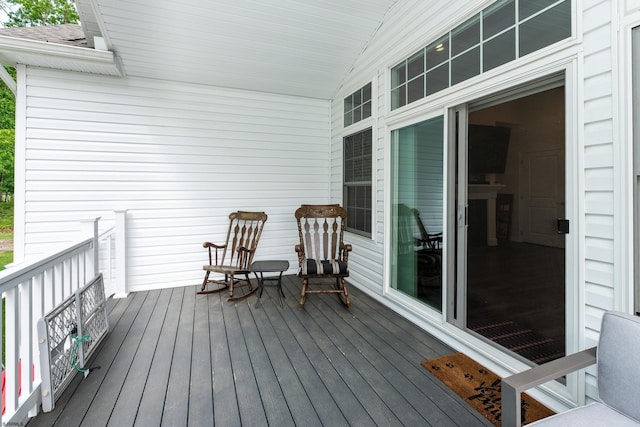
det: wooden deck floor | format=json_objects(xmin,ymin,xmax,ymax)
[{"xmin": 27, "ymin": 275, "xmax": 491, "ymax": 427}]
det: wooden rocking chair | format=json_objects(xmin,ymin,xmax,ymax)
[
  {"xmin": 199, "ymin": 211, "xmax": 267, "ymax": 301},
  {"xmin": 295, "ymin": 204, "xmax": 352, "ymax": 308}
]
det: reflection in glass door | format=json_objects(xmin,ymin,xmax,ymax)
[
  {"xmin": 460, "ymin": 85, "xmax": 567, "ymax": 364},
  {"xmin": 390, "ymin": 116, "xmax": 444, "ymax": 311}
]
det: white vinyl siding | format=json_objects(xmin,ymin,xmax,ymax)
[
  {"xmin": 581, "ymin": 0, "xmax": 618, "ymax": 402},
  {"xmin": 19, "ymin": 67, "xmax": 331, "ymax": 292}
]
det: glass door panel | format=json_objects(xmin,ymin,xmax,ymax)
[
  {"xmin": 461, "ymin": 86, "xmax": 567, "ymax": 364},
  {"xmin": 390, "ymin": 116, "xmax": 444, "ymax": 311}
]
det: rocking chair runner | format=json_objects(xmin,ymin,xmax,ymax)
[
  {"xmin": 295, "ymin": 204, "xmax": 352, "ymax": 308},
  {"xmin": 199, "ymin": 211, "xmax": 267, "ymax": 301}
]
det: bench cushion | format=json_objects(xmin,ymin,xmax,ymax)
[
  {"xmin": 528, "ymin": 402, "xmax": 640, "ymax": 426},
  {"xmin": 597, "ymin": 312, "xmax": 640, "ymax": 422}
]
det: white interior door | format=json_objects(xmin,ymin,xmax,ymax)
[{"xmin": 520, "ymin": 149, "xmax": 565, "ymax": 248}]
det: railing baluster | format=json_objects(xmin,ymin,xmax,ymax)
[
  {"xmin": 20, "ymin": 279, "xmax": 33, "ymax": 401},
  {"xmin": 5, "ymin": 286, "xmax": 18, "ymax": 415},
  {"xmin": 32, "ymin": 273, "xmax": 43, "ymax": 402}
]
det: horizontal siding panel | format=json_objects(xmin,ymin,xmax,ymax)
[
  {"xmin": 584, "ymin": 214, "xmax": 614, "ymax": 238},
  {"xmin": 26, "ymin": 105, "xmax": 328, "ymax": 132},
  {"xmin": 585, "ymin": 237, "xmax": 615, "ymax": 263},
  {"xmin": 26, "ymin": 128, "xmax": 323, "ymax": 147},
  {"xmin": 582, "ymin": 24, "xmax": 612, "ymax": 56},
  {"xmin": 583, "ymin": 97, "xmax": 613, "ymax": 123},
  {"xmin": 585, "ymin": 282, "xmax": 615, "ymax": 309},
  {"xmin": 583, "ymin": 120, "xmax": 613, "ymax": 146},
  {"xmin": 583, "ymin": 51, "xmax": 614, "ymax": 80},
  {"xmin": 584, "ymin": 168, "xmax": 613, "ymax": 191},
  {"xmin": 583, "ymin": 72, "xmax": 613, "ymax": 100},
  {"xmin": 25, "ymin": 170, "xmax": 326, "ymax": 184},
  {"xmin": 626, "ymin": 0, "xmax": 640, "ymax": 11},
  {"xmin": 25, "ymin": 160, "xmax": 328, "ymax": 175},
  {"xmin": 25, "ymin": 152, "xmax": 328, "ymax": 169},
  {"xmin": 583, "ymin": 144, "xmax": 613, "ymax": 168},
  {"xmin": 25, "ymin": 118, "xmax": 327, "ymax": 140},
  {"xmin": 584, "ymin": 191, "xmax": 614, "ymax": 214}
]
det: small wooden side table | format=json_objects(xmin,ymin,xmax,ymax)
[{"xmin": 249, "ymin": 260, "xmax": 289, "ymax": 307}]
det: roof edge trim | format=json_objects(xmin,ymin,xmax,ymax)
[{"xmin": 0, "ymin": 35, "xmax": 123, "ymax": 76}]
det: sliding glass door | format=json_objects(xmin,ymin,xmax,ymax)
[
  {"xmin": 390, "ymin": 116, "xmax": 444, "ymax": 311},
  {"xmin": 457, "ymin": 83, "xmax": 567, "ymax": 364}
]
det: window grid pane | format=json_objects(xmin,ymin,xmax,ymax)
[
  {"xmin": 483, "ymin": 29, "xmax": 515, "ymax": 72},
  {"xmin": 519, "ymin": 1, "xmax": 571, "ymax": 56},
  {"xmin": 390, "ymin": 0, "xmax": 570, "ymax": 111},
  {"xmin": 451, "ymin": 16, "xmax": 480, "ymax": 56},
  {"xmin": 344, "ymin": 83, "xmax": 372, "ymax": 127},
  {"xmin": 483, "ymin": 0, "xmax": 515, "ymax": 39},
  {"xmin": 344, "ymin": 129, "xmax": 372, "ymax": 235},
  {"xmin": 451, "ymin": 47, "xmax": 480, "ymax": 85},
  {"xmin": 426, "ymin": 36, "xmax": 449, "ymax": 70}
]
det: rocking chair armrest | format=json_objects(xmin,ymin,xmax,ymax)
[
  {"xmin": 341, "ymin": 243, "xmax": 353, "ymax": 253},
  {"xmin": 295, "ymin": 244, "xmax": 304, "ymax": 254},
  {"xmin": 202, "ymin": 241, "xmax": 226, "ymax": 249},
  {"xmin": 203, "ymin": 241, "xmax": 227, "ymax": 266}
]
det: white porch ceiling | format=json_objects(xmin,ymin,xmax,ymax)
[{"xmin": 77, "ymin": 0, "xmax": 400, "ymax": 99}]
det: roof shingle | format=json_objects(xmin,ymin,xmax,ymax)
[{"xmin": 0, "ymin": 24, "xmax": 86, "ymax": 47}]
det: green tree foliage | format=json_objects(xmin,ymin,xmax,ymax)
[
  {"xmin": 0, "ymin": 66, "xmax": 14, "ymax": 201},
  {"xmin": 0, "ymin": 66, "xmax": 14, "ymax": 129},
  {"xmin": 0, "ymin": 129, "xmax": 13, "ymax": 201},
  {"xmin": 3, "ymin": 0, "xmax": 78, "ymax": 27}
]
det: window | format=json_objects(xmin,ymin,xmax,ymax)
[
  {"xmin": 391, "ymin": 0, "xmax": 571, "ymax": 110},
  {"xmin": 344, "ymin": 83, "xmax": 372, "ymax": 127},
  {"xmin": 344, "ymin": 128, "xmax": 372, "ymax": 236}
]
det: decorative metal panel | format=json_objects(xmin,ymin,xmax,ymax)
[{"xmin": 37, "ymin": 274, "xmax": 109, "ymax": 412}]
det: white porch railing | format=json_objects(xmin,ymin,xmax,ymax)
[{"xmin": 0, "ymin": 213, "xmax": 127, "ymax": 425}]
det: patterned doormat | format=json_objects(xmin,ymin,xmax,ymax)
[{"xmin": 422, "ymin": 352, "xmax": 554, "ymax": 426}]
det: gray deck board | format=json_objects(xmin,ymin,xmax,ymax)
[
  {"xmin": 135, "ymin": 287, "xmax": 183, "ymax": 427},
  {"xmin": 188, "ymin": 288, "xmax": 214, "ymax": 427},
  {"xmin": 27, "ymin": 275, "xmax": 493, "ymax": 427},
  {"xmin": 162, "ymin": 286, "xmax": 195, "ymax": 426},
  {"xmin": 209, "ymin": 290, "xmax": 241, "ymax": 426}
]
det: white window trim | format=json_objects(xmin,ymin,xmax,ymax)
[{"xmin": 340, "ymin": 76, "xmax": 378, "ymax": 241}]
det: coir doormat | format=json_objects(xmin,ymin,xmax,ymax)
[{"xmin": 422, "ymin": 352, "xmax": 554, "ymax": 426}]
